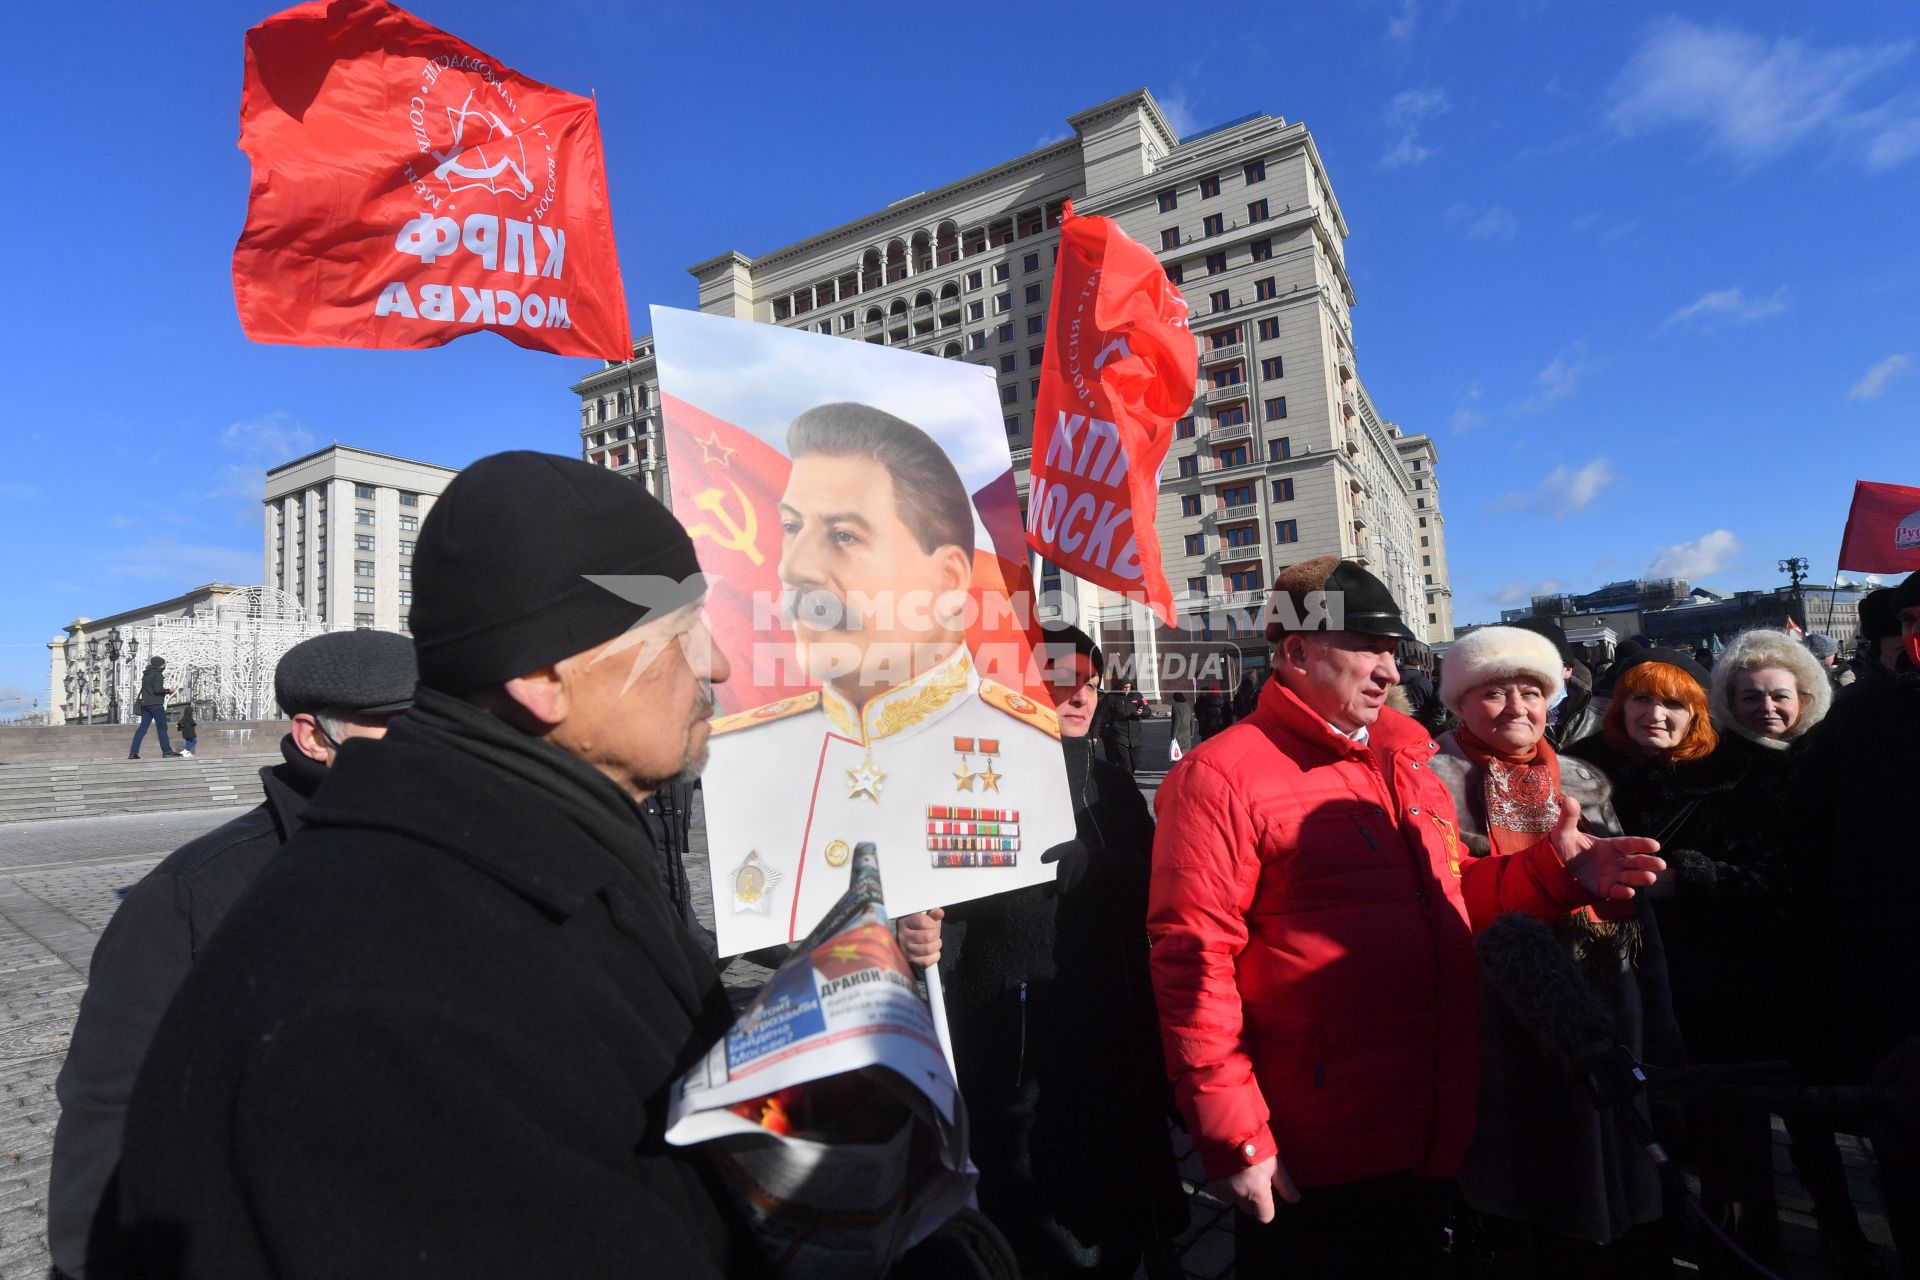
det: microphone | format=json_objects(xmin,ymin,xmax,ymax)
[{"xmin": 1476, "ymin": 911, "xmax": 1646, "ymax": 1111}]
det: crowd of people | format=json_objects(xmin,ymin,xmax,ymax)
[{"xmin": 38, "ymin": 445, "xmax": 1920, "ymax": 1280}]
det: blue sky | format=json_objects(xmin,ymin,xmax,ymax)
[{"xmin": 4, "ymin": 0, "xmax": 1918, "ymax": 714}]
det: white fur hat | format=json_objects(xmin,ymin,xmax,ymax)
[
  {"xmin": 1709, "ymin": 627, "xmax": 1832, "ymax": 744},
  {"xmin": 1439, "ymin": 625, "xmax": 1566, "ymax": 714}
]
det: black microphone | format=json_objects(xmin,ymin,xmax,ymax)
[{"xmin": 1476, "ymin": 911, "xmax": 1647, "ymax": 1112}]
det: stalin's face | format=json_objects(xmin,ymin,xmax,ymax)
[{"xmin": 778, "ymin": 453, "xmax": 972, "ymax": 703}]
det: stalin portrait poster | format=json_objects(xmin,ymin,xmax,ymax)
[{"xmin": 652, "ymin": 307, "xmax": 1076, "ymax": 955}]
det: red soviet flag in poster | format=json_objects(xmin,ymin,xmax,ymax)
[
  {"xmin": 233, "ymin": 0, "xmax": 631, "ymax": 359},
  {"xmin": 1027, "ymin": 202, "xmax": 1196, "ymax": 625},
  {"xmin": 1837, "ymin": 480, "xmax": 1920, "ymax": 574}
]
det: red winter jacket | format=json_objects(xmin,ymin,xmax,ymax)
[{"xmin": 1148, "ymin": 678, "xmax": 1589, "ymax": 1186}]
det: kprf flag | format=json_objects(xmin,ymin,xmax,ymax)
[
  {"xmin": 234, "ymin": 0, "xmax": 631, "ymax": 358},
  {"xmin": 1837, "ymin": 480, "xmax": 1920, "ymax": 574},
  {"xmin": 1027, "ymin": 202, "xmax": 1196, "ymax": 626}
]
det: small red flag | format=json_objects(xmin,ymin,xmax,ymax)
[
  {"xmin": 1837, "ymin": 480, "xmax": 1920, "ymax": 574},
  {"xmin": 1027, "ymin": 202, "xmax": 1196, "ymax": 625},
  {"xmin": 234, "ymin": 0, "xmax": 631, "ymax": 359}
]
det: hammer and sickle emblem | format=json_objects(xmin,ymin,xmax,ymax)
[
  {"xmin": 687, "ymin": 479, "xmax": 762, "ymax": 565},
  {"xmin": 1092, "ymin": 335, "xmax": 1132, "ymax": 371}
]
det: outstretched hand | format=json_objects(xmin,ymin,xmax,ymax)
[{"xmin": 1549, "ymin": 795, "xmax": 1665, "ymax": 901}]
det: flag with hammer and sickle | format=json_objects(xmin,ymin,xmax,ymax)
[{"xmin": 660, "ymin": 391, "xmax": 813, "ymax": 715}]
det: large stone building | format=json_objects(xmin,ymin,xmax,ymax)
[
  {"xmin": 572, "ymin": 89, "xmax": 1453, "ymax": 680},
  {"xmin": 47, "ymin": 584, "xmax": 248, "ymax": 725},
  {"xmin": 262, "ymin": 446, "xmax": 458, "ymax": 633},
  {"xmin": 1483, "ymin": 576, "xmax": 1866, "ymax": 661}
]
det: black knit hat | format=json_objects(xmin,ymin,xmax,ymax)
[
  {"xmin": 1262, "ymin": 555, "xmax": 1414, "ymax": 642},
  {"xmin": 1858, "ymin": 588, "xmax": 1898, "ymax": 642},
  {"xmin": 1509, "ymin": 615, "xmax": 1572, "ymax": 666},
  {"xmin": 1892, "ymin": 570, "xmax": 1920, "ymax": 613},
  {"xmin": 1608, "ymin": 645, "xmax": 1710, "ymax": 691},
  {"xmin": 275, "ymin": 630, "xmax": 417, "ymax": 715},
  {"xmin": 411, "ymin": 451, "xmax": 704, "ymax": 693}
]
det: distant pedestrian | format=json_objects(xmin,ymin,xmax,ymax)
[
  {"xmin": 1230, "ymin": 670, "xmax": 1260, "ymax": 720},
  {"xmin": 1840, "ymin": 587, "xmax": 1903, "ymax": 702},
  {"xmin": 125, "ymin": 658, "xmax": 177, "ymax": 759},
  {"xmin": 1803, "ymin": 632, "xmax": 1850, "ymax": 690},
  {"xmin": 50, "ymin": 630, "xmax": 415, "ymax": 1280},
  {"xmin": 1094, "ymin": 679, "xmax": 1146, "ymax": 773},
  {"xmin": 174, "ymin": 704, "xmax": 197, "ymax": 758},
  {"xmin": 1169, "ymin": 691, "xmax": 1195, "ymax": 756},
  {"xmin": 1195, "ymin": 683, "xmax": 1229, "ymax": 738},
  {"xmin": 100, "ymin": 452, "xmax": 764, "ymax": 1278}
]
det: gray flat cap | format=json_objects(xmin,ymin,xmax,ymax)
[{"xmin": 275, "ymin": 631, "xmax": 417, "ymax": 716}]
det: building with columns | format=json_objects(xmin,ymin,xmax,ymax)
[
  {"xmin": 574, "ymin": 89, "xmax": 1453, "ymax": 685},
  {"xmin": 261, "ymin": 445, "xmax": 457, "ymax": 633}
]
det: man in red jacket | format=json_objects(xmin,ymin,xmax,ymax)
[{"xmin": 1149, "ymin": 557, "xmax": 1664, "ymax": 1275}]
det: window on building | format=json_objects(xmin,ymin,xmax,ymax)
[
  {"xmin": 1261, "ymin": 356, "xmax": 1284, "ymax": 379},
  {"xmin": 1184, "ymin": 533, "xmax": 1205, "ymax": 555},
  {"xmin": 398, "ymin": 490, "xmax": 419, "ymax": 508},
  {"xmin": 1004, "ymin": 415, "xmax": 1020, "ymax": 436},
  {"xmin": 1025, "ymin": 284, "xmax": 1042, "ymax": 304},
  {"xmin": 399, "ymin": 539, "xmax": 415, "ymax": 556},
  {"xmin": 997, "ymin": 322, "xmax": 1014, "ymax": 342},
  {"xmin": 1200, "ymin": 173, "xmax": 1221, "ymax": 198},
  {"xmin": 1028, "ymin": 346, "xmax": 1044, "ymax": 367},
  {"xmin": 355, "ymin": 508, "xmax": 375, "ymax": 525},
  {"xmin": 1208, "ymin": 365, "xmax": 1243, "ymax": 388},
  {"xmin": 1203, "ymin": 213, "xmax": 1224, "ymax": 237},
  {"xmin": 1210, "ymin": 289, "xmax": 1231, "ymax": 313},
  {"xmin": 1001, "ymin": 383, "xmax": 1019, "ymax": 405},
  {"xmin": 355, "ymin": 560, "xmax": 375, "ymax": 578},
  {"xmin": 1176, "ymin": 416, "xmax": 1196, "ymax": 439},
  {"xmin": 1221, "ymin": 483, "xmax": 1254, "ymax": 507},
  {"xmin": 1429, "ymin": 612, "xmax": 1439, "ymax": 626},
  {"xmin": 1257, "ymin": 316, "xmax": 1280, "ymax": 340},
  {"xmin": 1181, "ymin": 494, "xmax": 1203, "ymax": 516},
  {"xmin": 993, "ymin": 262, "xmax": 1011, "ymax": 282},
  {"xmin": 1245, "ymin": 159, "xmax": 1266, "ymax": 183},
  {"xmin": 1023, "ymin": 252, "xmax": 1040, "ymax": 273},
  {"xmin": 1205, "ymin": 251, "xmax": 1227, "ymax": 275},
  {"xmin": 1177, "ymin": 455, "xmax": 1199, "ymax": 478},
  {"xmin": 1275, "ymin": 519, "xmax": 1299, "ymax": 543},
  {"xmin": 1167, "ymin": 263, "xmax": 1184, "ymax": 285},
  {"xmin": 354, "ymin": 534, "xmax": 374, "ymax": 551},
  {"xmin": 354, "ymin": 484, "xmax": 375, "ymax": 499},
  {"xmin": 1255, "ymin": 277, "xmax": 1277, "ymax": 300},
  {"xmin": 1216, "ymin": 443, "xmax": 1251, "ymax": 468},
  {"xmin": 1214, "ymin": 403, "xmax": 1247, "ymax": 427},
  {"xmin": 398, "ymin": 514, "xmax": 418, "ymax": 532},
  {"xmin": 999, "ymin": 354, "xmax": 1017, "ymax": 373},
  {"xmin": 1419, "ymin": 517, "xmax": 1429, "ymax": 528},
  {"xmin": 1228, "ymin": 566, "xmax": 1263, "ymax": 592},
  {"xmin": 1422, "ymin": 555, "xmax": 1432, "ymax": 566},
  {"xmin": 1425, "ymin": 573, "xmax": 1435, "ymax": 585},
  {"xmin": 1188, "ymin": 576, "xmax": 1209, "ymax": 597},
  {"xmin": 355, "ymin": 613, "xmax": 375, "ymax": 630},
  {"xmin": 992, "ymin": 293, "xmax": 1012, "ymax": 315},
  {"xmin": 354, "ymin": 586, "xmax": 375, "ymax": 603},
  {"xmin": 1157, "ymin": 190, "xmax": 1178, "ymax": 212},
  {"xmin": 1160, "ymin": 228, "xmax": 1180, "ymax": 251},
  {"xmin": 399, "ymin": 590, "xmax": 412, "ymax": 606},
  {"xmin": 1250, "ymin": 237, "xmax": 1273, "ymax": 262},
  {"xmin": 1027, "ymin": 315, "xmax": 1045, "ymax": 335},
  {"xmin": 1271, "ymin": 476, "xmax": 1294, "ymax": 501},
  {"xmin": 968, "ymin": 301, "xmax": 984, "ymax": 322},
  {"xmin": 966, "ymin": 270, "xmax": 983, "ymax": 290},
  {"xmin": 1223, "ymin": 524, "xmax": 1258, "ymax": 549},
  {"xmin": 1248, "ymin": 199, "xmax": 1269, "ymax": 223},
  {"xmin": 1265, "ymin": 397, "xmax": 1288, "ymax": 420},
  {"xmin": 1421, "ymin": 535, "xmax": 1430, "ymax": 547},
  {"xmin": 969, "ymin": 332, "xmax": 987, "ymax": 351},
  {"xmin": 841, "ymin": 312, "xmax": 856, "ymax": 331}
]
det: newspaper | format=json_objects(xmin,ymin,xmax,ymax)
[{"xmin": 665, "ymin": 845, "xmax": 973, "ymax": 1277}]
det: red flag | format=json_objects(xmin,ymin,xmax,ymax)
[
  {"xmin": 1837, "ymin": 480, "xmax": 1920, "ymax": 574},
  {"xmin": 659, "ymin": 393, "xmax": 808, "ymax": 716},
  {"xmin": 1027, "ymin": 201, "xmax": 1196, "ymax": 625},
  {"xmin": 234, "ymin": 0, "xmax": 631, "ymax": 359}
]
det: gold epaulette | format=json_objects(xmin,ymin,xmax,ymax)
[
  {"xmin": 710, "ymin": 691, "xmax": 821, "ymax": 736},
  {"xmin": 978, "ymin": 680, "xmax": 1062, "ymax": 740}
]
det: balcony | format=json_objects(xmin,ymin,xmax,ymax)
[
  {"xmin": 1224, "ymin": 588, "xmax": 1267, "ymax": 609},
  {"xmin": 1199, "ymin": 340, "xmax": 1245, "ymax": 365},
  {"xmin": 1208, "ymin": 419, "xmax": 1253, "ymax": 444},
  {"xmin": 1203, "ymin": 382, "xmax": 1249, "ymax": 406},
  {"xmin": 1218, "ymin": 503, "xmax": 1259, "ymax": 523},
  {"xmin": 1342, "ymin": 432, "xmax": 1360, "ymax": 458},
  {"xmin": 1341, "ymin": 389, "xmax": 1359, "ymax": 418},
  {"xmin": 1195, "ymin": 452, "xmax": 1262, "ymax": 477},
  {"xmin": 1337, "ymin": 349, "xmax": 1354, "ymax": 382}
]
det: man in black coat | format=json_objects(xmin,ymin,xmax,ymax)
[
  {"xmin": 49, "ymin": 630, "xmax": 415, "ymax": 1280},
  {"xmin": 1094, "ymin": 679, "xmax": 1146, "ymax": 773},
  {"xmin": 125, "ymin": 658, "xmax": 177, "ymax": 759},
  {"xmin": 98, "ymin": 453, "xmax": 765, "ymax": 1278}
]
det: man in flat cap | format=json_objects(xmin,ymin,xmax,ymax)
[
  {"xmin": 1148, "ymin": 557, "xmax": 1663, "ymax": 1276},
  {"xmin": 50, "ymin": 629, "xmax": 414, "ymax": 1279},
  {"xmin": 101, "ymin": 453, "xmax": 763, "ymax": 1278},
  {"xmin": 700, "ymin": 401, "xmax": 1070, "ymax": 955}
]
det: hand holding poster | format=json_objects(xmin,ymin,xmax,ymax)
[
  {"xmin": 234, "ymin": 0, "xmax": 630, "ymax": 358},
  {"xmin": 652, "ymin": 307, "xmax": 1074, "ymax": 956},
  {"xmin": 1027, "ymin": 201, "xmax": 1197, "ymax": 625}
]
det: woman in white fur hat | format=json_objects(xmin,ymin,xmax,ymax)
[{"xmin": 1428, "ymin": 625, "xmax": 1682, "ymax": 1276}]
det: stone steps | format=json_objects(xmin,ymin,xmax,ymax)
[{"xmin": 0, "ymin": 756, "xmax": 275, "ymax": 824}]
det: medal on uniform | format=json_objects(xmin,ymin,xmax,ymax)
[
  {"xmin": 730, "ymin": 851, "xmax": 782, "ymax": 914},
  {"xmin": 976, "ymin": 737, "xmax": 1002, "ymax": 793},
  {"xmin": 952, "ymin": 737, "xmax": 977, "ymax": 792},
  {"xmin": 927, "ymin": 805, "xmax": 1021, "ymax": 866},
  {"xmin": 847, "ymin": 755, "xmax": 886, "ymax": 802},
  {"xmin": 823, "ymin": 838, "xmax": 850, "ymax": 867}
]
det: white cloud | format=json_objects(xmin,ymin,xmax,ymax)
[
  {"xmin": 106, "ymin": 536, "xmax": 260, "ymax": 587},
  {"xmin": 1516, "ymin": 342, "xmax": 1598, "ymax": 414},
  {"xmin": 1157, "ymin": 87, "xmax": 1201, "ymax": 140},
  {"xmin": 211, "ymin": 411, "xmax": 315, "ymax": 505},
  {"xmin": 1449, "ymin": 382, "xmax": 1486, "ymax": 432},
  {"xmin": 1606, "ymin": 18, "xmax": 1920, "ymax": 171},
  {"xmin": 1495, "ymin": 578, "xmax": 1565, "ymax": 605},
  {"xmin": 1381, "ymin": 87, "xmax": 1448, "ymax": 168},
  {"xmin": 1649, "ymin": 528, "xmax": 1742, "ymax": 578},
  {"xmin": 1494, "ymin": 457, "xmax": 1615, "ymax": 516},
  {"xmin": 1466, "ymin": 206, "xmax": 1517, "ymax": 241},
  {"xmin": 1386, "ymin": 0, "xmax": 1420, "ymax": 46},
  {"xmin": 1848, "ymin": 352, "xmax": 1912, "ymax": 400},
  {"xmin": 1661, "ymin": 285, "xmax": 1789, "ymax": 331}
]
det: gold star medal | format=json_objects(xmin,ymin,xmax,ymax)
[
  {"xmin": 952, "ymin": 736, "xmax": 977, "ymax": 792},
  {"xmin": 976, "ymin": 737, "xmax": 1002, "ymax": 793},
  {"xmin": 847, "ymin": 755, "xmax": 886, "ymax": 802},
  {"xmin": 730, "ymin": 851, "xmax": 781, "ymax": 915}
]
